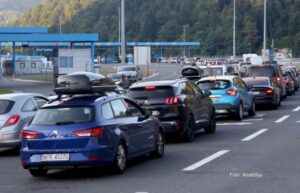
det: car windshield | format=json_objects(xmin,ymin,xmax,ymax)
[
  {"xmin": 197, "ymin": 80, "xmax": 231, "ymax": 90},
  {"xmin": 243, "ymin": 79, "xmax": 270, "ymax": 86},
  {"xmin": 247, "ymin": 66, "xmax": 276, "ymax": 77},
  {"xmin": 31, "ymin": 107, "xmax": 93, "ymax": 126},
  {"xmin": 127, "ymin": 86, "xmax": 175, "ymax": 100},
  {"xmin": 118, "ymin": 67, "xmax": 136, "ymax": 72},
  {"xmin": 0, "ymin": 100, "xmax": 14, "ymax": 115},
  {"xmin": 202, "ymin": 68, "xmax": 224, "ymax": 76}
]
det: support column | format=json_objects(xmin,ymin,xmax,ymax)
[
  {"xmin": 12, "ymin": 42, "xmax": 16, "ymax": 76},
  {"xmin": 91, "ymin": 42, "xmax": 95, "ymax": 73}
]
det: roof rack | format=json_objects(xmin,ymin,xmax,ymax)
[{"xmin": 54, "ymin": 72, "xmax": 117, "ymax": 95}]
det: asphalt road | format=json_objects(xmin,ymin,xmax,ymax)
[{"xmin": 1, "ymin": 64, "xmax": 300, "ymax": 193}]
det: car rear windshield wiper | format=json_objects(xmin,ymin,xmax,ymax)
[{"xmin": 55, "ymin": 121, "xmax": 75, "ymax": 125}]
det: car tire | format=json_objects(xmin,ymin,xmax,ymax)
[
  {"xmin": 151, "ymin": 129, "xmax": 164, "ymax": 158},
  {"xmin": 235, "ymin": 103, "xmax": 243, "ymax": 121},
  {"xmin": 183, "ymin": 116, "xmax": 195, "ymax": 142},
  {"xmin": 29, "ymin": 169, "xmax": 48, "ymax": 177},
  {"xmin": 112, "ymin": 142, "xmax": 127, "ymax": 174},
  {"xmin": 204, "ymin": 111, "xmax": 216, "ymax": 134},
  {"xmin": 248, "ymin": 101, "xmax": 256, "ymax": 116}
]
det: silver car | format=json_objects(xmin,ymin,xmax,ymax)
[{"xmin": 0, "ymin": 93, "xmax": 48, "ymax": 147}]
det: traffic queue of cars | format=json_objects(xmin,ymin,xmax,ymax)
[{"xmin": 0, "ymin": 62, "xmax": 299, "ymax": 177}]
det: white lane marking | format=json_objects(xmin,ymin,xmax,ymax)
[
  {"xmin": 242, "ymin": 118, "xmax": 263, "ymax": 122},
  {"xmin": 293, "ymin": 106, "xmax": 300, "ymax": 112},
  {"xmin": 182, "ymin": 150, "xmax": 230, "ymax": 172},
  {"xmin": 217, "ymin": 122, "xmax": 252, "ymax": 126},
  {"xmin": 241, "ymin": 129, "xmax": 268, "ymax": 142},
  {"xmin": 254, "ymin": 113, "xmax": 266, "ymax": 118},
  {"xmin": 275, "ymin": 115, "xmax": 290, "ymax": 123},
  {"xmin": 297, "ymin": 121, "xmax": 300, "ymax": 123}
]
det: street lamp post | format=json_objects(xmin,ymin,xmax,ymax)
[
  {"xmin": 121, "ymin": 0, "xmax": 126, "ymax": 65},
  {"xmin": 118, "ymin": 6, "xmax": 121, "ymax": 60},
  {"xmin": 59, "ymin": 14, "xmax": 63, "ymax": 34},
  {"xmin": 183, "ymin": 24, "xmax": 188, "ymax": 57},
  {"xmin": 263, "ymin": 0, "xmax": 267, "ymax": 50},
  {"xmin": 248, "ymin": 43, "xmax": 251, "ymax": 53},
  {"xmin": 233, "ymin": 0, "xmax": 236, "ymax": 58}
]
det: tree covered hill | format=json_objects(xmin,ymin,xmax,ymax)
[{"xmin": 14, "ymin": 0, "xmax": 300, "ymax": 56}]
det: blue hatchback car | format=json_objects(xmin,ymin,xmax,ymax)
[
  {"xmin": 20, "ymin": 73, "xmax": 164, "ymax": 177},
  {"xmin": 197, "ymin": 76, "xmax": 256, "ymax": 120}
]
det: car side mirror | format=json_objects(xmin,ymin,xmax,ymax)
[{"xmin": 204, "ymin": 90, "xmax": 212, "ymax": 97}]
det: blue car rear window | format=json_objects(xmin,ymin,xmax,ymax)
[
  {"xmin": 31, "ymin": 106, "xmax": 93, "ymax": 126},
  {"xmin": 197, "ymin": 80, "xmax": 231, "ymax": 90}
]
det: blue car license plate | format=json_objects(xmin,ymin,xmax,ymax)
[{"xmin": 41, "ymin": 153, "xmax": 70, "ymax": 162}]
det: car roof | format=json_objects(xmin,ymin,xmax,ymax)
[
  {"xmin": 130, "ymin": 79, "xmax": 183, "ymax": 89},
  {"xmin": 43, "ymin": 94, "xmax": 122, "ymax": 108},
  {"xmin": 0, "ymin": 93, "xmax": 44, "ymax": 101},
  {"xmin": 199, "ymin": 75, "xmax": 237, "ymax": 81},
  {"xmin": 243, "ymin": 77, "xmax": 270, "ymax": 80}
]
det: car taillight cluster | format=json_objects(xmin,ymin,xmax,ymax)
[
  {"xmin": 21, "ymin": 130, "xmax": 39, "ymax": 139},
  {"xmin": 165, "ymin": 97, "xmax": 181, "ymax": 104},
  {"xmin": 4, "ymin": 115, "xmax": 20, "ymax": 127},
  {"xmin": 226, "ymin": 89, "xmax": 237, "ymax": 96},
  {"xmin": 73, "ymin": 128, "xmax": 104, "ymax": 137},
  {"xmin": 266, "ymin": 89, "xmax": 273, "ymax": 95},
  {"xmin": 285, "ymin": 79, "xmax": 289, "ymax": 84}
]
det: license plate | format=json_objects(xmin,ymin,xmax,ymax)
[
  {"xmin": 210, "ymin": 97, "xmax": 220, "ymax": 102},
  {"xmin": 41, "ymin": 153, "xmax": 70, "ymax": 162},
  {"xmin": 152, "ymin": 111, "xmax": 160, "ymax": 116},
  {"xmin": 253, "ymin": 91, "xmax": 260, "ymax": 95}
]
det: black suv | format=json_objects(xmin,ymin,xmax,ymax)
[
  {"xmin": 127, "ymin": 79, "xmax": 216, "ymax": 142},
  {"xmin": 244, "ymin": 64, "xmax": 287, "ymax": 100}
]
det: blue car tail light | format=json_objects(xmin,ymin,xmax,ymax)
[
  {"xmin": 73, "ymin": 127, "xmax": 104, "ymax": 137},
  {"xmin": 226, "ymin": 89, "xmax": 238, "ymax": 96},
  {"xmin": 21, "ymin": 130, "xmax": 40, "ymax": 139}
]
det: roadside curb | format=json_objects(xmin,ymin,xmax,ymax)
[{"xmin": 12, "ymin": 78, "xmax": 51, "ymax": 84}]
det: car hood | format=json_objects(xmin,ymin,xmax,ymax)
[{"xmin": 117, "ymin": 71, "xmax": 136, "ymax": 76}]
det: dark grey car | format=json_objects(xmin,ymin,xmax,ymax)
[{"xmin": 0, "ymin": 93, "xmax": 48, "ymax": 147}]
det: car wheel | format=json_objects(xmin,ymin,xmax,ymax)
[
  {"xmin": 112, "ymin": 143, "xmax": 127, "ymax": 174},
  {"xmin": 235, "ymin": 103, "xmax": 243, "ymax": 121},
  {"xmin": 151, "ymin": 129, "xmax": 164, "ymax": 158},
  {"xmin": 204, "ymin": 111, "xmax": 216, "ymax": 134},
  {"xmin": 183, "ymin": 116, "xmax": 195, "ymax": 142},
  {"xmin": 29, "ymin": 169, "xmax": 48, "ymax": 177},
  {"xmin": 248, "ymin": 101, "xmax": 256, "ymax": 116}
]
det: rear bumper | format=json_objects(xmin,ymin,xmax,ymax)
[
  {"xmin": 214, "ymin": 104, "xmax": 239, "ymax": 115},
  {"xmin": 161, "ymin": 120, "xmax": 185, "ymax": 135},
  {"xmin": 255, "ymin": 96, "xmax": 275, "ymax": 105},
  {"xmin": 21, "ymin": 146, "xmax": 115, "ymax": 170}
]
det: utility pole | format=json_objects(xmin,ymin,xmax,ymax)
[
  {"xmin": 233, "ymin": 0, "xmax": 236, "ymax": 58},
  {"xmin": 59, "ymin": 14, "xmax": 63, "ymax": 34},
  {"xmin": 118, "ymin": 6, "xmax": 121, "ymax": 60},
  {"xmin": 121, "ymin": 0, "xmax": 126, "ymax": 65},
  {"xmin": 183, "ymin": 24, "xmax": 188, "ymax": 57},
  {"xmin": 263, "ymin": 0, "xmax": 267, "ymax": 50}
]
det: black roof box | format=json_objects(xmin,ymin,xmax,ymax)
[
  {"xmin": 181, "ymin": 66, "xmax": 203, "ymax": 77},
  {"xmin": 54, "ymin": 72, "xmax": 117, "ymax": 95}
]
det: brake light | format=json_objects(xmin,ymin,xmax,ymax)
[
  {"xmin": 285, "ymin": 79, "xmax": 289, "ymax": 84},
  {"xmin": 21, "ymin": 130, "xmax": 39, "ymax": 139},
  {"xmin": 165, "ymin": 97, "xmax": 181, "ymax": 104},
  {"xmin": 73, "ymin": 127, "xmax": 104, "ymax": 137},
  {"xmin": 5, "ymin": 115, "xmax": 20, "ymax": 126},
  {"xmin": 226, "ymin": 89, "xmax": 237, "ymax": 96},
  {"xmin": 275, "ymin": 77, "xmax": 281, "ymax": 84},
  {"xmin": 145, "ymin": 86, "xmax": 156, "ymax": 90},
  {"xmin": 266, "ymin": 89, "xmax": 273, "ymax": 95}
]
